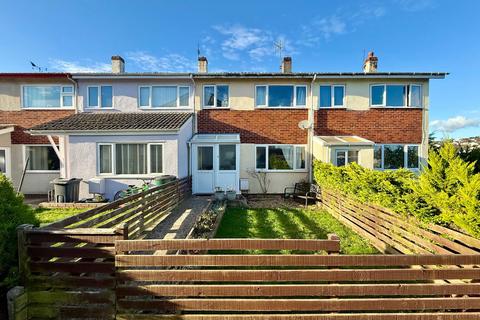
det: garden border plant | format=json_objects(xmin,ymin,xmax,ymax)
[{"xmin": 314, "ymin": 142, "xmax": 480, "ymax": 238}]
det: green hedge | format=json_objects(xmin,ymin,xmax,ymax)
[
  {"xmin": 0, "ymin": 174, "xmax": 37, "ymax": 288},
  {"xmin": 314, "ymin": 142, "xmax": 480, "ymax": 238}
]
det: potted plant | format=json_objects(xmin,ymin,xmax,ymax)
[
  {"xmin": 226, "ymin": 187, "xmax": 236, "ymax": 201},
  {"xmin": 214, "ymin": 187, "xmax": 225, "ymax": 201}
]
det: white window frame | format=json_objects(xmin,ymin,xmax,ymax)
[
  {"xmin": 370, "ymin": 84, "xmax": 423, "ymax": 108},
  {"xmin": 21, "ymin": 84, "xmax": 75, "ymax": 110},
  {"xmin": 87, "ymin": 85, "xmax": 114, "ymax": 109},
  {"xmin": 23, "ymin": 144, "xmax": 61, "ymax": 173},
  {"xmin": 254, "ymin": 144, "xmax": 307, "ymax": 172},
  {"xmin": 96, "ymin": 142, "xmax": 165, "ymax": 177},
  {"xmin": 138, "ymin": 85, "xmax": 191, "ymax": 109},
  {"xmin": 255, "ymin": 84, "xmax": 308, "ymax": 109},
  {"xmin": 202, "ymin": 84, "xmax": 229, "ymax": 109},
  {"xmin": 373, "ymin": 144, "xmax": 420, "ymax": 170},
  {"xmin": 334, "ymin": 149, "xmax": 358, "ymax": 166},
  {"xmin": 319, "ymin": 84, "xmax": 346, "ymax": 108}
]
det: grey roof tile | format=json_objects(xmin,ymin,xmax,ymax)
[{"xmin": 29, "ymin": 112, "xmax": 192, "ymax": 132}]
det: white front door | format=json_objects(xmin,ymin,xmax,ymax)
[
  {"xmin": 193, "ymin": 144, "xmax": 240, "ymax": 194},
  {"xmin": 0, "ymin": 147, "xmax": 11, "ymax": 178}
]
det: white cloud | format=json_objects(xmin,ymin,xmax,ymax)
[
  {"xmin": 431, "ymin": 116, "xmax": 480, "ymax": 133},
  {"xmin": 49, "ymin": 59, "xmax": 111, "ymax": 72},
  {"xmin": 313, "ymin": 15, "xmax": 347, "ymax": 40},
  {"xmin": 126, "ymin": 51, "xmax": 196, "ymax": 72},
  {"xmin": 212, "ymin": 25, "xmax": 296, "ymax": 62}
]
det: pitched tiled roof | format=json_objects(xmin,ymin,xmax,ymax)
[{"xmin": 29, "ymin": 112, "xmax": 192, "ymax": 133}]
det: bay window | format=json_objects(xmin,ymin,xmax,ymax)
[
  {"xmin": 374, "ymin": 144, "xmax": 420, "ymax": 170},
  {"xmin": 255, "ymin": 145, "xmax": 306, "ymax": 171},
  {"xmin": 370, "ymin": 84, "xmax": 423, "ymax": 107},
  {"xmin": 22, "ymin": 85, "xmax": 73, "ymax": 108},
  {"xmin": 255, "ymin": 85, "xmax": 307, "ymax": 107},
  {"xmin": 88, "ymin": 86, "xmax": 113, "ymax": 108},
  {"xmin": 203, "ymin": 85, "xmax": 229, "ymax": 108},
  {"xmin": 139, "ymin": 86, "xmax": 190, "ymax": 108},
  {"xmin": 98, "ymin": 143, "xmax": 164, "ymax": 175},
  {"xmin": 25, "ymin": 145, "xmax": 60, "ymax": 172},
  {"xmin": 319, "ymin": 85, "xmax": 345, "ymax": 108}
]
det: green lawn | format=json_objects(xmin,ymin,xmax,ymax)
[
  {"xmin": 215, "ymin": 207, "xmax": 378, "ymax": 254},
  {"xmin": 33, "ymin": 207, "xmax": 86, "ymax": 225}
]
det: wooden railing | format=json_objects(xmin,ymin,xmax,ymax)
[
  {"xmin": 114, "ymin": 239, "xmax": 480, "ymax": 319},
  {"xmin": 320, "ymin": 189, "xmax": 480, "ymax": 255}
]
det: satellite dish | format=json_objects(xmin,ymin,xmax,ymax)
[{"xmin": 298, "ymin": 120, "xmax": 311, "ymax": 130}]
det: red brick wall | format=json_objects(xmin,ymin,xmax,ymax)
[
  {"xmin": 314, "ymin": 108, "xmax": 423, "ymax": 144},
  {"xmin": 197, "ymin": 109, "xmax": 308, "ymax": 144},
  {"xmin": 0, "ymin": 110, "xmax": 75, "ymax": 144}
]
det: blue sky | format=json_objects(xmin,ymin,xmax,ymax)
[{"xmin": 0, "ymin": 0, "xmax": 479, "ymax": 138}]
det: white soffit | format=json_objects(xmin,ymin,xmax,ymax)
[{"xmin": 189, "ymin": 133, "xmax": 241, "ymax": 144}]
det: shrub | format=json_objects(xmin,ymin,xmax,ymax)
[
  {"xmin": 0, "ymin": 174, "xmax": 38, "ymax": 288},
  {"xmin": 314, "ymin": 142, "xmax": 480, "ymax": 238}
]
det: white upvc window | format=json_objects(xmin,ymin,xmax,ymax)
[
  {"xmin": 374, "ymin": 144, "xmax": 420, "ymax": 170},
  {"xmin": 23, "ymin": 145, "xmax": 60, "ymax": 172},
  {"xmin": 319, "ymin": 85, "xmax": 345, "ymax": 108},
  {"xmin": 203, "ymin": 85, "xmax": 229, "ymax": 108},
  {"xmin": 87, "ymin": 85, "xmax": 113, "ymax": 108},
  {"xmin": 255, "ymin": 144, "xmax": 306, "ymax": 171},
  {"xmin": 97, "ymin": 143, "xmax": 164, "ymax": 176},
  {"xmin": 334, "ymin": 149, "xmax": 359, "ymax": 166},
  {"xmin": 255, "ymin": 85, "xmax": 307, "ymax": 108},
  {"xmin": 22, "ymin": 85, "xmax": 74, "ymax": 109},
  {"xmin": 138, "ymin": 85, "xmax": 190, "ymax": 108},
  {"xmin": 370, "ymin": 84, "xmax": 423, "ymax": 108}
]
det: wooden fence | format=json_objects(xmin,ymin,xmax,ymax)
[
  {"xmin": 9, "ymin": 177, "xmax": 192, "ymax": 320},
  {"xmin": 115, "ymin": 239, "xmax": 480, "ymax": 319},
  {"xmin": 320, "ymin": 188, "xmax": 480, "ymax": 255},
  {"xmin": 44, "ymin": 177, "xmax": 191, "ymax": 239}
]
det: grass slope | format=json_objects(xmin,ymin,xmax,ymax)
[
  {"xmin": 215, "ymin": 207, "xmax": 378, "ymax": 254},
  {"xmin": 33, "ymin": 207, "xmax": 86, "ymax": 225}
]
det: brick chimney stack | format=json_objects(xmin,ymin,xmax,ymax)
[
  {"xmin": 281, "ymin": 56, "xmax": 292, "ymax": 73},
  {"xmin": 363, "ymin": 52, "xmax": 378, "ymax": 73},
  {"xmin": 111, "ymin": 56, "xmax": 125, "ymax": 73},
  {"xmin": 198, "ymin": 56, "xmax": 208, "ymax": 73}
]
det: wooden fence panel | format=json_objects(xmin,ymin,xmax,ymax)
[
  {"xmin": 16, "ymin": 225, "xmax": 126, "ymax": 319},
  {"xmin": 319, "ymin": 189, "xmax": 480, "ymax": 255},
  {"xmin": 115, "ymin": 239, "xmax": 480, "ymax": 319}
]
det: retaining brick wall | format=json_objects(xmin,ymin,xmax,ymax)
[
  {"xmin": 314, "ymin": 108, "xmax": 423, "ymax": 144},
  {"xmin": 0, "ymin": 110, "xmax": 74, "ymax": 144}
]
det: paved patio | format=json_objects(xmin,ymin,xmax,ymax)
[{"xmin": 146, "ymin": 195, "xmax": 212, "ymax": 239}]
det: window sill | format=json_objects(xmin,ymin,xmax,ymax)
[
  {"xmin": 202, "ymin": 107, "xmax": 230, "ymax": 110},
  {"xmin": 21, "ymin": 107, "xmax": 76, "ymax": 111},
  {"xmin": 369, "ymin": 106, "xmax": 423, "ymax": 109},
  {"xmin": 254, "ymin": 106, "xmax": 308, "ymax": 110},
  {"xmin": 138, "ymin": 107, "xmax": 193, "ymax": 110},
  {"xmin": 26, "ymin": 170, "xmax": 60, "ymax": 174},
  {"xmin": 96, "ymin": 174, "xmax": 163, "ymax": 179},
  {"xmin": 85, "ymin": 107, "xmax": 115, "ymax": 110},
  {"xmin": 318, "ymin": 106, "xmax": 347, "ymax": 109},
  {"xmin": 255, "ymin": 169, "xmax": 308, "ymax": 173}
]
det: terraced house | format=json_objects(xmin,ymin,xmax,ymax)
[{"xmin": 4, "ymin": 53, "xmax": 446, "ymax": 199}]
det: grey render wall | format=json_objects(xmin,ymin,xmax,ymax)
[{"xmin": 67, "ymin": 132, "xmax": 184, "ymax": 201}]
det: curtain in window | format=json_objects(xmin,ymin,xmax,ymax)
[
  {"xmin": 115, "ymin": 144, "xmax": 147, "ymax": 174},
  {"xmin": 150, "ymin": 145, "xmax": 163, "ymax": 173},
  {"xmin": 152, "ymin": 86, "xmax": 177, "ymax": 108},
  {"xmin": 23, "ymin": 86, "xmax": 61, "ymax": 108},
  {"xmin": 99, "ymin": 145, "xmax": 112, "ymax": 174},
  {"xmin": 296, "ymin": 87, "xmax": 306, "ymax": 106},
  {"xmin": 26, "ymin": 146, "xmax": 59, "ymax": 171},
  {"xmin": 256, "ymin": 86, "xmax": 267, "ymax": 106},
  {"xmin": 295, "ymin": 146, "xmax": 306, "ymax": 169},
  {"xmin": 179, "ymin": 87, "xmax": 189, "ymax": 107},
  {"xmin": 139, "ymin": 87, "xmax": 150, "ymax": 107},
  {"xmin": 410, "ymin": 85, "xmax": 422, "ymax": 107},
  {"xmin": 268, "ymin": 145, "xmax": 293, "ymax": 169}
]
